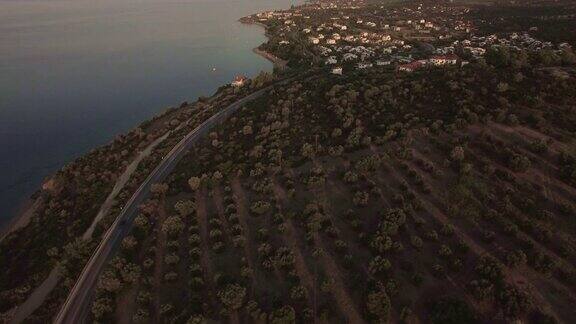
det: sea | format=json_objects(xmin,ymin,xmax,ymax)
[{"xmin": 0, "ymin": 0, "xmax": 299, "ymax": 228}]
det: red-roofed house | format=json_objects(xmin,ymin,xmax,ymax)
[{"xmin": 397, "ymin": 60, "xmax": 425, "ymax": 72}]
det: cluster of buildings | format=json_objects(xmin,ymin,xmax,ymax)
[{"xmin": 243, "ymin": 0, "xmax": 572, "ymax": 76}]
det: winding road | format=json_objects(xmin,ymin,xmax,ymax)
[{"xmin": 54, "ymin": 79, "xmax": 292, "ymax": 323}]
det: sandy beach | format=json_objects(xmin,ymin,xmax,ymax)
[{"xmin": 253, "ymin": 47, "xmax": 288, "ymax": 69}]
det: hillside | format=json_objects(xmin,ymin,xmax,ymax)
[
  {"xmin": 1, "ymin": 0, "xmax": 576, "ymax": 323},
  {"xmin": 85, "ymin": 59, "xmax": 576, "ymax": 323}
]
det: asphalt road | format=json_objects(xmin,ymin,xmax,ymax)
[{"xmin": 53, "ymin": 80, "xmax": 289, "ymax": 324}]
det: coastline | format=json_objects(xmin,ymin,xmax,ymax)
[
  {"xmin": 1, "ymin": 3, "xmax": 296, "ymax": 322},
  {"xmin": 240, "ymin": 18, "xmax": 289, "ymax": 69},
  {"xmin": 0, "ymin": 16, "xmax": 287, "ymax": 244},
  {"xmin": 253, "ymin": 47, "xmax": 288, "ymax": 69},
  {"xmin": 0, "ymin": 196, "xmax": 41, "ymax": 242}
]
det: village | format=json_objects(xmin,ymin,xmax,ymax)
[{"xmin": 239, "ymin": 0, "xmax": 573, "ymax": 76}]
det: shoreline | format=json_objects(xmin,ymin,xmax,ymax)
[
  {"xmin": 1, "ymin": 12, "xmax": 289, "ymax": 244},
  {"xmin": 240, "ymin": 18, "xmax": 289, "ymax": 69},
  {"xmin": 253, "ymin": 47, "xmax": 288, "ymax": 69},
  {"xmin": 0, "ymin": 195, "xmax": 41, "ymax": 242}
]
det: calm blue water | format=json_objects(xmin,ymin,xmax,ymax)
[{"xmin": 0, "ymin": 0, "xmax": 298, "ymax": 227}]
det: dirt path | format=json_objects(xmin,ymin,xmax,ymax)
[
  {"xmin": 314, "ymin": 235, "xmax": 365, "ymax": 324},
  {"xmin": 230, "ymin": 178, "xmax": 258, "ymax": 285},
  {"xmin": 115, "ymin": 285, "xmax": 138, "ymax": 324},
  {"xmin": 5, "ymin": 131, "xmax": 174, "ymax": 323},
  {"xmin": 307, "ymin": 166, "xmax": 365, "ymax": 324},
  {"xmin": 6, "ymin": 266, "xmax": 61, "ymax": 323},
  {"xmin": 194, "ymin": 190, "xmax": 218, "ymax": 313},
  {"xmin": 271, "ymin": 178, "xmax": 320, "ymax": 315},
  {"xmin": 212, "ymin": 187, "xmax": 234, "ymax": 243},
  {"xmin": 83, "ymin": 131, "xmax": 171, "ymax": 240},
  {"xmin": 152, "ymin": 198, "xmax": 168, "ymax": 322}
]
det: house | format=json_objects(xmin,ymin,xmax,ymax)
[
  {"xmin": 326, "ymin": 39, "xmax": 337, "ymax": 45},
  {"xmin": 429, "ymin": 55, "xmax": 458, "ymax": 66},
  {"xmin": 376, "ymin": 60, "xmax": 391, "ymax": 66},
  {"xmin": 382, "ymin": 35, "xmax": 392, "ymax": 41},
  {"xmin": 357, "ymin": 62, "xmax": 373, "ymax": 69},
  {"xmin": 325, "ymin": 56, "xmax": 338, "ymax": 65},
  {"xmin": 397, "ymin": 61, "xmax": 424, "ymax": 72},
  {"xmin": 318, "ymin": 46, "xmax": 332, "ymax": 56},
  {"xmin": 231, "ymin": 75, "xmax": 247, "ymax": 87},
  {"xmin": 309, "ymin": 37, "xmax": 320, "ymax": 44},
  {"xmin": 332, "ymin": 67, "xmax": 343, "ymax": 75},
  {"xmin": 465, "ymin": 46, "xmax": 486, "ymax": 57},
  {"xmin": 343, "ymin": 53, "xmax": 358, "ymax": 61}
]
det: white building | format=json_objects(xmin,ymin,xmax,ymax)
[
  {"xmin": 357, "ymin": 62, "xmax": 373, "ymax": 69},
  {"xmin": 326, "ymin": 56, "xmax": 338, "ymax": 65},
  {"xmin": 332, "ymin": 67, "xmax": 343, "ymax": 75},
  {"xmin": 343, "ymin": 53, "xmax": 358, "ymax": 61},
  {"xmin": 231, "ymin": 75, "xmax": 247, "ymax": 87},
  {"xmin": 429, "ymin": 55, "xmax": 458, "ymax": 66}
]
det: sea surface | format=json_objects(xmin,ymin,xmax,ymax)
[{"xmin": 0, "ymin": 0, "xmax": 299, "ymax": 228}]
